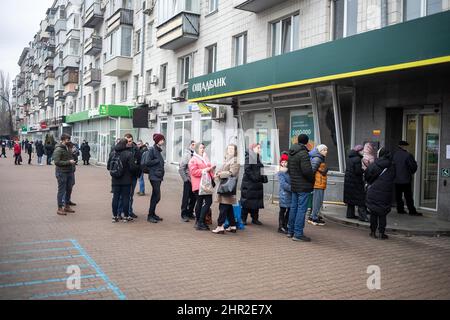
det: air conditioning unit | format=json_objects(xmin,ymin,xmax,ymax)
[
  {"xmin": 137, "ymin": 96, "xmax": 145, "ymax": 104},
  {"xmin": 211, "ymin": 106, "xmax": 227, "ymax": 122},
  {"xmin": 161, "ymin": 103, "xmax": 172, "ymax": 114},
  {"xmin": 171, "ymin": 84, "xmax": 188, "ymax": 102},
  {"xmin": 148, "ymin": 111, "xmax": 157, "ymax": 122},
  {"xmin": 147, "ymin": 99, "xmax": 159, "ymax": 109},
  {"xmin": 143, "ymin": 0, "xmax": 156, "ymax": 15}
]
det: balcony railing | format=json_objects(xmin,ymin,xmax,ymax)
[
  {"xmin": 83, "ymin": 68, "xmax": 101, "ymax": 87},
  {"xmin": 84, "ymin": 0, "xmax": 104, "ymax": 28},
  {"xmin": 156, "ymin": 12, "xmax": 200, "ymax": 50},
  {"xmin": 85, "ymin": 35, "xmax": 103, "ymax": 56},
  {"xmin": 107, "ymin": 8, "xmax": 133, "ymax": 32}
]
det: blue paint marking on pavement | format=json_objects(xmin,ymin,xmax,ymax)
[
  {"xmin": 70, "ymin": 239, "xmax": 127, "ymax": 300},
  {"xmin": 4, "ymin": 239, "xmax": 74, "ymax": 246},
  {"xmin": 3, "ymin": 247, "xmax": 77, "ymax": 255},
  {"xmin": 0, "ymin": 274, "xmax": 100, "ymax": 288},
  {"xmin": 30, "ymin": 286, "xmax": 110, "ymax": 300},
  {"xmin": 0, "ymin": 254, "xmax": 84, "ymax": 264},
  {"xmin": 0, "ymin": 264, "xmax": 91, "ymax": 276}
]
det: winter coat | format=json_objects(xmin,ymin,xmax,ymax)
[
  {"xmin": 127, "ymin": 143, "xmax": 141, "ymax": 178},
  {"xmin": 107, "ymin": 143, "xmax": 138, "ymax": 186},
  {"xmin": 365, "ymin": 154, "xmax": 396, "ymax": 215},
  {"xmin": 14, "ymin": 144, "xmax": 21, "ymax": 155},
  {"xmin": 35, "ymin": 142, "xmax": 45, "ymax": 157},
  {"xmin": 278, "ymin": 167, "xmax": 292, "ymax": 208},
  {"xmin": 179, "ymin": 148, "xmax": 195, "ymax": 182},
  {"xmin": 215, "ymin": 155, "xmax": 240, "ymax": 205},
  {"xmin": 44, "ymin": 144, "xmax": 54, "ymax": 157},
  {"xmin": 27, "ymin": 144, "xmax": 33, "ymax": 155},
  {"xmin": 81, "ymin": 143, "xmax": 91, "ymax": 161},
  {"xmin": 188, "ymin": 153, "xmax": 214, "ymax": 193},
  {"xmin": 288, "ymin": 144, "xmax": 314, "ymax": 193},
  {"xmin": 144, "ymin": 144, "xmax": 165, "ymax": 181},
  {"xmin": 53, "ymin": 143, "xmax": 75, "ymax": 173},
  {"xmin": 343, "ymin": 150, "xmax": 366, "ymax": 206},
  {"xmin": 393, "ymin": 148, "xmax": 417, "ymax": 184},
  {"xmin": 240, "ymin": 150, "xmax": 267, "ymax": 210},
  {"xmin": 310, "ymin": 149, "xmax": 328, "ymax": 190}
]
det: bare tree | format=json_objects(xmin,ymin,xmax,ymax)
[{"xmin": 0, "ymin": 70, "xmax": 14, "ymax": 136}]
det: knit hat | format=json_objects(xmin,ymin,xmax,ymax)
[
  {"xmin": 280, "ymin": 153, "xmax": 289, "ymax": 164},
  {"xmin": 298, "ymin": 134, "xmax": 309, "ymax": 145},
  {"xmin": 353, "ymin": 144, "xmax": 364, "ymax": 152},
  {"xmin": 153, "ymin": 133, "xmax": 165, "ymax": 144},
  {"xmin": 317, "ymin": 144, "xmax": 327, "ymax": 153}
]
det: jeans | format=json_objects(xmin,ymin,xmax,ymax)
[
  {"xmin": 395, "ymin": 183, "xmax": 417, "ymax": 214},
  {"xmin": 47, "ymin": 155, "xmax": 53, "ymax": 165},
  {"xmin": 148, "ymin": 180, "xmax": 162, "ymax": 216},
  {"xmin": 112, "ymin": 185, "xmax": 131, "ymax": 217},
  {"xmin": 37, "ymin": 156, "xmax": 42, "ymax": 164},
  {"xmin": 195, "ymin": 193, "xmax": 213, "ymax": 225},
  {"xmin": 118, "ymin": 177, "xmax": 137, "ymax": 215},
  {"xmin": 181, "ymin": 180, "xmax": 197, "ymax": 218},
  {"xmin": 218, "ymin": 203, "xmax": 235, "ymax": 227},
  {"xmin": 288, "ymin": 192, "xmax": 309, "ymax": 238},
  {"xmin": 139, "ymin": 173, "xmax": 145, "ymax": 193},
  {"xmin": 56, "ymin": 171, "xmax": 74, "ymax": 208},
  {"xmin": 311, "ymin": 189, "xmax": 325, "ymax": 221}
]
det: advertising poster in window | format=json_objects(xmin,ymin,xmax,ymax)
[
  {"xmin": 290, "ymin": 110, "xmax": 315, "ymax": 150},
  {"xmin": 254, "ymin": 113, "xmax": 272, "ymax": 164}
]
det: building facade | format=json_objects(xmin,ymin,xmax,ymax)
[{"xmin": 13, "ymin": 0, "xmax": 450, "ymax": 219}]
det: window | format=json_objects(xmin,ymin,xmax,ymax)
[
  {"xmin": 205, "ymin": 44, "xmax": 217, "ymax": 74},
  {"xmin": 102, "ymin": 88, "xmax": 106, "ymax": 104},
  {"xmin": 201, "ymin": 114, "xmax": 212, "ymax": 152},
  {"xmin": 134, "ymin": 30, "xmax": 141, "ymax": 53},
  {"xmin": 120, "ymin": 81, "xmax": 128, "ymax": 101},
  {"xmin": 122, "ymin": 0, "xmax": 132, "ymax": 10},
  {"xmin": 147, "ymin": 22, "xmax": 154, "ymax": 47},
  {"xmin": 271, "ymin": 13, "xmax": 300, "ymax": 56},
  {"xmin": 209, "ymin": 0, "xmax": 218, "ymax": 13},
  {"xmin": 69, "ymin": 39, "xmax": 80, "ymax": 55},
  {"xmin": 160, "ymin": 63, "xmax": 168, "ymax": 90},
  {"xmin": 403, "ymin": 0, "xmax": 442, "ymax": 21},
  {"xmin": 121, "ymin": 27, "xmax": 132, "ymax": 56},
  {"xmin": 83, "ymin": 96, "xmax": 86, "ymax": 110},
  {"xmin": 94, "ymin": 91, "xmax": 99, "ymax": 109},
  {"xmin": 160, "ymin": 118, "xmax": 168, "ymax": 159},
  {"xmin": 111, "ymin": 84, "xmax": 116, "ymax": 104},
  {"xmin": 179, "ymin": 55, "xmax": 192, "ymax": 84},
  {"xmin": 157, "ymin": 0, "xmax": 201, "ymax": 24},
  {"xmin": 233, "ymin": 33, "xmax": 247, "ymax": 66},
  {"xmin": 88, "ymin": 94, "xmax": 92, "ymax": 109},
  {"xmin": 107, "ymin": 26, "xmax": 132, "ymax": 59},
  {"xmin": 334, "ymin": 0, "xmax": 358, "ymax": 39},
  {"xmin": 337, "ymin": 87, "xmax": 355, "ymax": 160},
  {"xmin": 173, "ymin": 115, "xmax": 192, "ymax": 163},
  {"xmin": 146, "ymin": 69, "xmax": 152, "ymax": 94},
  {"xmin": 241, "ymin": 110, "xmax": 275, "ymax": 164},
  {"xmin": 133, "ymin": 75, "xmax": 139, "ymax": 98}
]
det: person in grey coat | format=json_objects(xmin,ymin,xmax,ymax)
[{"xmin": 179, "ymin": 141, "xmax": 197, "ymax": 222}]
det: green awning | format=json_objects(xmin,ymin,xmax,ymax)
[
  {"xmin": 188, "ymin": 11, "xmax": 450, "ymax": 102},
  {"xmin": 65, "ymin": 104, "xmax": 133, "ymax": 123}
]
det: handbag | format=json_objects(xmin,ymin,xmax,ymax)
[{"xmin": 217, "ymin": 176, "xmax": 237, "ymax": 195}]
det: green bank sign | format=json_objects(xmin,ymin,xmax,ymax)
[
  {"xmin": 188, "ymin": 11, "xmax": 450, "ymax": 102},
  {"xmin": 65, "ymin": 105, "xmax": 133, "ymax": 123}
]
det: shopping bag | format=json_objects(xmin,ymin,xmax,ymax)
[
  {"xmin": 224, "ymin": 202, "xmax": 245, "ymax": 230},
  {"xmin": 199, "ymin": 170, "xmax": 214, "ymax": 195}
]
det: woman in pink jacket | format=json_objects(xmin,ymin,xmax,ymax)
[{"xmin": 189, "ymin": 143, "xmax": 215, "ymax": 231}]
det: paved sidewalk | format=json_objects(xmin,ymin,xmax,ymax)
[{"xmin": 0, "ymin": 149, "xmax": 450, "ymax": 300}]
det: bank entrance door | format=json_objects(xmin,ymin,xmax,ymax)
[
  {"xmin": 404, "ymin": 111, "xmax": 440, "ymax": 212},
  {"xmin": 98, "ymin": 134, "xmax": 109, "ymax": 165}
]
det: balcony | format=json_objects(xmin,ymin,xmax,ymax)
[
  {"xmin": 103, "ymin": 56, "xmax": 132, "ymax": 77},
  {"xmin": 107, "ymin": 8, "xmax": 133, "ymax": 32},
  {"xmin": 84, "ymin": 1, "xmax": 103, "ymax": 28},
  {"xmin": 44, "ymin": 70, "xmax": 55, "ymax": 80},
  {"xmin": 54, "ymin": 17, "xmax": 66, "ymax": 34},
  {"xmin": 156, "ymin": 12, "xmax": 200, "ymax": 50},
  {"xmin": 83, "ymin": 68, "xmax": 101, "ymax": 87},
  {"xmin": 54, "ymin": 89, "xmax": 65, "ymax": 101},
  {"xmin": 85, "ymin": 35, "xmax": 102, "ymax": 56},
  {"xmin": 64, "ymin": 83, "xmax": 78, "ymax": 97},
  {"xmin": 62, "ymin": 68, "xmax": 79, "ymax": 85},
  {"xmin": 234, "ymin": 0, "xmax": 288, "ymax": 13},
  {"xmin": 44, "ymin": 97, "xmax": 54, "ymax": 107},
  {"xmin": 62, "ymin": 55, "xmax": 80, "ymax": 69}
]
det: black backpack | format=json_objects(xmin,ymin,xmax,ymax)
[
  {"xmin": 140, "ymin": 148, "xmax": 152, "ymax": 174},
  {"xmin": 109, "ymin": 151, "xmax": 125, "ymax": 178}
]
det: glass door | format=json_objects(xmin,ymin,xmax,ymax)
[
  {"xmin": 98, "ymin": 134, "xmax": 108, "ymax": 164},
  {"xmin": 420, "ymin": 114, "xmax": 439, "ymax": 210}
]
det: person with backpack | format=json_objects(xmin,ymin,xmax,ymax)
[
  {"xmin": 136, "ymin": 140, "xmax": 148, "ymax": 196},
  {"xmin": 308, "ymin": 145, "xmax": 328, "ymax": 226},
  {"xmin": 277, "ymin": 152, "xmax": 291, "ymax": 234},
  {"xmin": 141, "ymin": 133, "xmax": 166, "ymax": 224},
  {"xmin": 178, "ymin": 140, "xmax": 197, "ymax": 222},
  {"xmin": 365, "ymin": 147, "xmax": 396, "ymax": 240},
  {"xmin": 107, "ymin": 138, "xmax": 138, "ymax": 223},
  {"xmin": 53, "ymin": 134, "xmax": 76, "ymax": 216}
]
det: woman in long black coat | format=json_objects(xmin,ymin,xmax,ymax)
[
  {"xmin": 240, "ymin": 143, "xmax": 268, "ymax": 225},
  {"xmin": 365, "ymin": 147, "xmax": 396, "ymax": 240},
  {"xmin": 81, "ymin": 141, "xmax": 91, "ymax": 165},
  {"xmin": 35, "ymin": 140, "xmax": 45, "ymax": 165},
  {"xmin": 343, "ymin": 145, "xmax": 369, "ymax": 221}
]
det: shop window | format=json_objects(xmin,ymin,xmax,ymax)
[
  {"xmin": 314, "ymin": 87, "xmax": 340, "ymax": 172},
  {"xmin": 241, "ymin": 110, "xmax": 275, "ymax": 164},
  {"xmin": 337, "ymin": 87, "xmax": 354, "ymax": 160},
  {"xmin": 160, "ymin": 118, "xmax": 168, "ymax": 160},
  {"xmin": 173, "ymin": 115, "xmax": 192, "ymax": 163}
]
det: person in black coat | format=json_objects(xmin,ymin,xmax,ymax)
[
  {"xmin": 45, "ymin": 142, "xmax": 55, "ymax": 165},
  {"xmin": 81, "ymin": 141, "xmax": 91, "ymax": 165},
  {"xmin": 343, "ymin": 145, "xmax": 369, "ymax": 222},
  {"xmin": 392, "ymin": 140, "xmax": 419, "ymax": 216},
  {"xmin": 107, "ymin": 138, "xmax": 139, "ymax": 223},
  {"xmin": 365, "ymin": 147, "xmax": 396, "ymax": 240},
  {"xmin": 240, "ymin": 143, "xmax": 268, "ymax": 225},
  {"xmin": 35, "ymin": 140, "xmax": 45, "ymax": 165},
  {"xmin": 27, "ymin": 141, "xmax": 33, "ymax": 165}
]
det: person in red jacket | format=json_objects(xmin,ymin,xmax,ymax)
[{"xmin": 13, "ymin": 141, "xmax": 22, "ymax": 165}]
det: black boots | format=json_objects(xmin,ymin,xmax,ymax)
[
  {"xmin": 370, "ymin": 231, "xmax": 378, "ymax": 239},
  {"xmin": 346, "ymin": 205, "xmax": 358, "ymax": 219},
  {"xmin": 370, "ymin": 231, "xmax": 389, "ymax": 240}
]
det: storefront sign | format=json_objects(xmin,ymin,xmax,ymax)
[
  {"xmin": 191, "ymin": 77, "xmax": 227, "ymax": 94},
  {"xmin": 442, "ymin": 168, "xmax": 450, "ymax": 178},
  {"xmin": 88, "ymin": 109, "xmax": 100, "ymax": 118},
  {"xmin": 40, "ymin": 122, "xmax": 47, "ymax": 129}
]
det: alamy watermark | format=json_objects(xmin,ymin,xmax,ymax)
[{"xmin": 366, "ymin": 265, "xmax": 381, "ymax": 290}]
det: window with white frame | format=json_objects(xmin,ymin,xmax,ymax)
[
  {"xmin": 334, "ymin": 0, "xmax": 358, "ymax": 39},
  {"xmin": 173, "ymin": 115, "xmax": 192, "ymax": 163},
  {"xmin": 233, "ymin": 33, "xmax": 247, "ymax": 66},
  {"xmin": 107, "ymin": 26, "xmax": 132, "ymax": 60},
  {"xmin": 403, "ymin": 0, "xmax": 443, "ymax": 21},
  {"xmin": 209, "ymin": 0, "xmax": 218, "ymax": 13},
  {"xmin": 134, "ymin": 29, "xmax": 141, "ymax": 53},
  {"xmin": 206, "ymin": 44, "xmax": 217, "ymax": 74},
  {"xmin": 157, "ymin": 0, "xmax": 201, "ymax": 25},
  {"xmin": 179, "ymin": 54, "xmax": 192, "ymax": 84},
  {"xmin": 133, "ymin": 75, "xmax": 139, "ymax": 98},
  {"xmin": 146, "ymin": 69, "xmax": 152, "ymax": 94},
  {"xmin": 68, "ymin": 39, "xmax": 80, "ymax": 56},
  {"xmin": 271, "ymin": 13, "xmax": 300, "ymax": 56},
  {"xmin": 120, "ymin": 81, "xmax": 128, "ymax": 101},
  {"xmin": 160, "ymin": 63, "xmax": 168, "ymax": 90},
  {"xmin": 159, "ymin": 117, "xmax": 168, "ymax": 159}
]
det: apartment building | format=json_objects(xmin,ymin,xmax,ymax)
[{"xmin": 14, "ymin": 0, "xmax": 450, "ymax": 219}]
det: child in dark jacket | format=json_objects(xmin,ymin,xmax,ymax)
[{"xmin": 277, "ymin": 152, "xmax": 291, "ymax": 234}]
